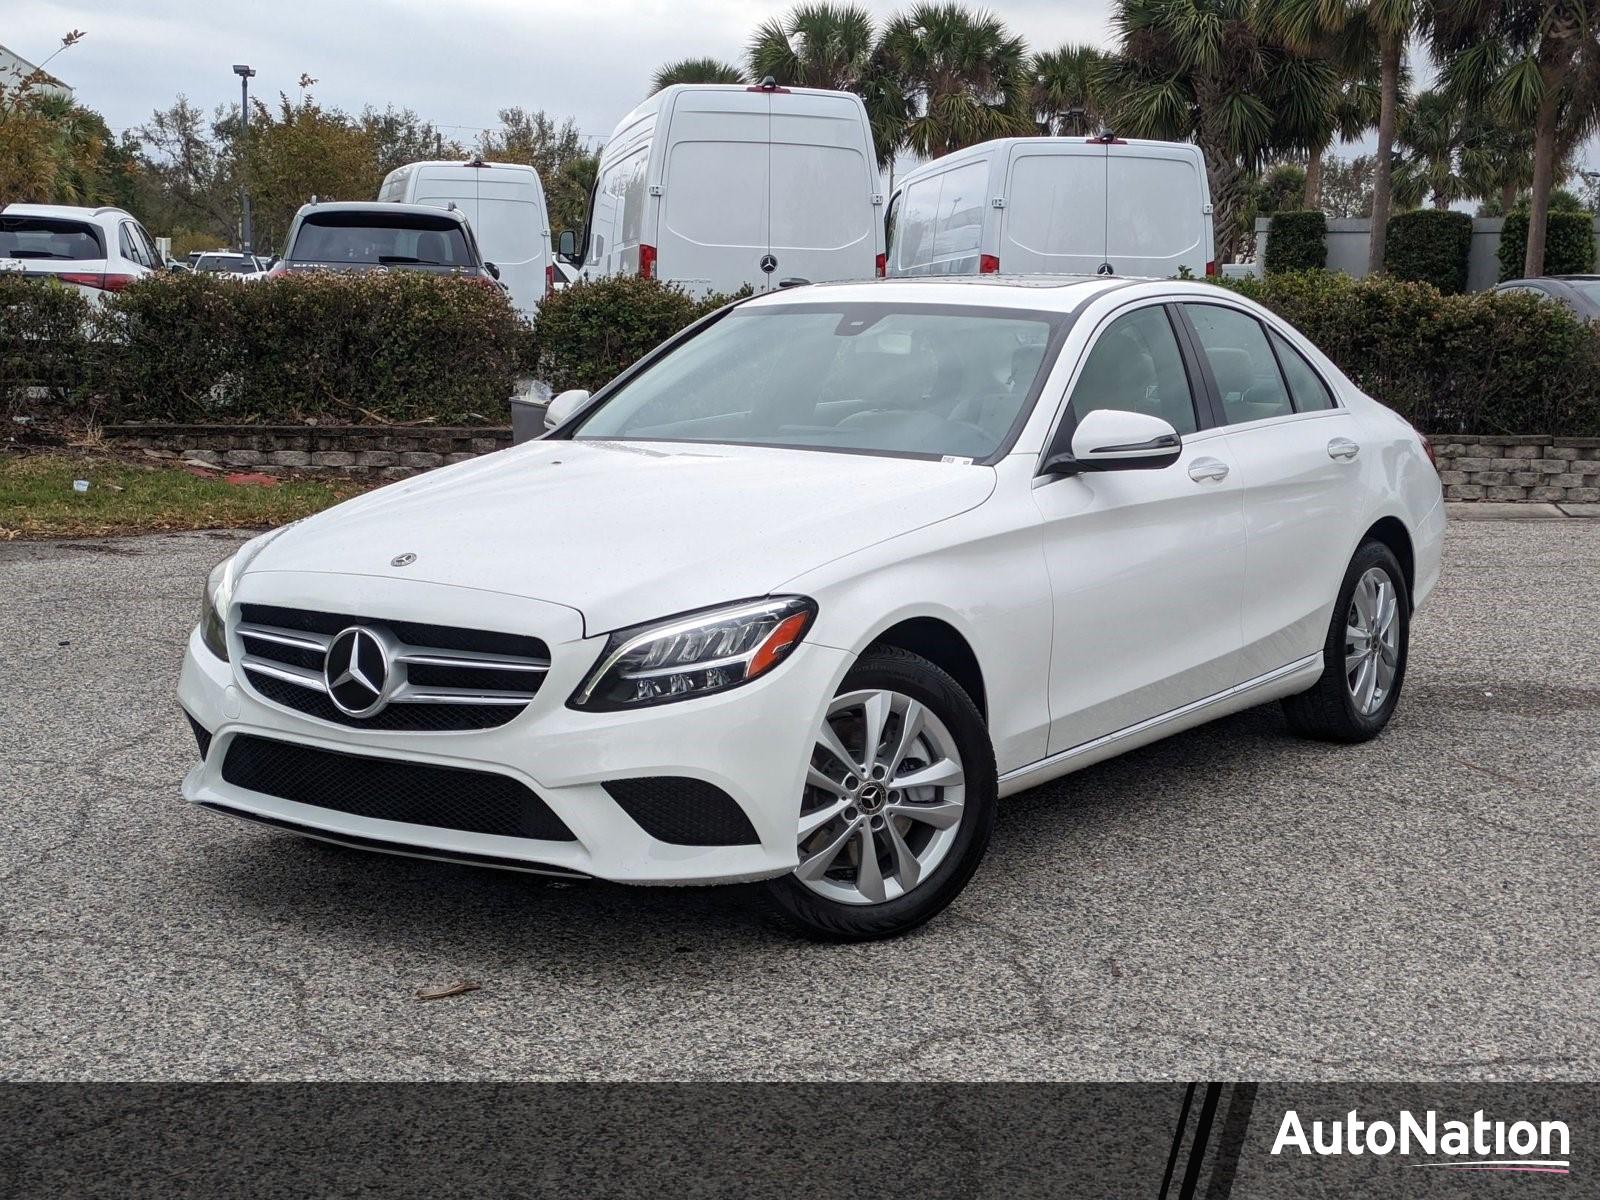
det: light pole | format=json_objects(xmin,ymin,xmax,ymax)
[{"xmin": 233, "ymin": 64, "xmax": 256, "ymax": 254}]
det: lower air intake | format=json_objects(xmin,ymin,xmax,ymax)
[{"xmin": 603, "ymin": 777, "xmax": 759, "ymax": 846}]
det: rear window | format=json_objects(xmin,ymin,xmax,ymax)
[
  {"xmin": 288, "ymin": 211, "xmax": 475, "ymax": 266},
  {"xmin": 769, "ymin": 144, "xmax": 870, "ymax": 250},
  {"xmin": 1105, "ymin": 154, "xmax": 1204, "ymax": 258},
  {"xmin": 0, "ymin": 216, "xmax": 104, "ymax": 261},
  {"xmin": 195, "ymin": 254, "xmax": 257, "ymax": 273},
  {"xmin": 665, "ymin": 141, "xmax": 764, "ymax": 247},
  {"xmin": 1005, "ymin": 153, "xmax": 1106, "ymax": 258}
]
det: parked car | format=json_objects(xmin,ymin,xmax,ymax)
[
  {"xmin": 886, "ymin": 137, "xmax": 1215, "ymax": 279},
  {"xmin": 193, "ymin": 251, "xmax": 265, "ymax": 275},
  {"xmin": 1493, "ymin": 275, "xmax": 1600, "ymax": 320},
  {"xmin": 271, "ymin": 202, "xmax": 501, "ymax": 291},
  {"xmin": 179, "ymin": 277, "xmax": 1444, "ymax": 940},
  {"xmin": 0, "ymin": 203, "xmax": 160, "ymax": 302},
  {"xmin": 379, "ymin": 159, "xmax": 553, "ymax": 318},
  {"xmin": 565, "ymin": 82, "xmax": 883, "ymax": 295}
]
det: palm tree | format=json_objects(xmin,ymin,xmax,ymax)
[
  {"xmin": 747, "ymin": 3, "xmax": 905, "ymax": 167},
  {"xmin": 876, "ymin": 3, "xmax": 1034, "ymax": 159},
  {"xmin": 1398, "ymin": 87, "xmax": 1466, "ymax": 209},
  {"xmin": 1431, "ymin": 0, "xmax": 1600, "ymax": 275},
  {"xmin": 1029, "ymin": 44, "xmax": 1111, "ymax": 136},
  {"xmin": 651, "ymin": 58, "xmax": 745, "ymax": 93}
]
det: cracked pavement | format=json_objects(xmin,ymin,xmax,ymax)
[{"xmin": 0, "ymin": 521, "xmax": 1595, "ymax": 1081}]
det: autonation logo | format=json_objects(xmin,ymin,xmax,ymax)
[{"xmin": 1272, "ymin": 1109, "xmax": 1572, "ymax": 1175}]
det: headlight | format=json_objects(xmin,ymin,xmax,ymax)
[
  {"xmin": 199, "ymin": 555, "xmax": 235, "ymax": 661},
  {"xmin": 569, "ymin": 596, "xmax": 817, "ymax": 711}
]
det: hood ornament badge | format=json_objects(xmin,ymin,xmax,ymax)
[{"xmin": 390, "ymin": 553, "xmax": 417, "ymax": 567}]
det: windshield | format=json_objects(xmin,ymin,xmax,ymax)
[
  {"xmin": 571, "ymin": 304, "xmax": 1062, "ymax": 460},
  {"xmin": 0, "ymin": 217, "xmax": 103, "ymax": 261},
  {"xmin": 289, "ymin": 212, "xmax": 475, "ymax": 266}
]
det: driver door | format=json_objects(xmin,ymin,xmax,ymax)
[{"xmin": 1029, "ymin": 301, "xmax": 1248, "ymax": 754}]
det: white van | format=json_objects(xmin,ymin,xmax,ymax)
[
  {"xmin": 566, "ymin": 83, "xmax": 883, "ymax": 295},
  {"xmin": 886, "ymin": 137, "xmax": 1214, "ymax": 280},
  {"xmin": 379, "ymin": 159, "xmax": 553, "ymax": 318}
]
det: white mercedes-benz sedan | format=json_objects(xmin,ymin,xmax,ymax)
[{"xmin": 178, "ymin": 278, "xmax": 1445, "ymax": 939}]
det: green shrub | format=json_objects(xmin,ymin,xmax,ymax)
[
  {"xmin": 1216, "ymin": 271, "xmax": 1600, "ymax": 436},
  {"xmin": 92, "ymin": 270, "xmax": 527, "ymax": 424},
  {"xmin": 1264, "ymin": 210, "xmax": 1327, "ymax": 274},
  {"xmin": 1498, "ymin": 210, "xmax": 1597, "ymax": 280},
  {"xmin": 531, "ymin": 276, "xmax": 750, "ymax": 393},
  {"xmin": 0, "ymin": 274, "xmax": 94, "ymax": 423},
  {"xmin": 1385, "ymin": 209, "xmax": 1473, "ymax": 293}
]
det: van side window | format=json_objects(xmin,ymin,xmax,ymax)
[
  {"xmin": 1183, "ymin": 304, "xmax": 1293, "ymax": 425},
  {"xmin": 1267, "ymin": 329, "xmax": 1335, "ymax": 411},
  {"xmin": 891, "ymin": 160, "xmax": 985, "ymax": 276},
  {"xmin": 1067, "ymin": 306, "xmax": 1198, "ymax": 434}
]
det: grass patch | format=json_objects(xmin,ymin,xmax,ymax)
[{"xmin": 0, "ymin": 454, "xmax": 366, "ymax": 540}]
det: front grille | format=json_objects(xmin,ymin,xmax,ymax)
[
  {"xmin": 184, "ymin": 710, "xmax": 212, "ymax": 760},
  {"xmin": 221, "ymin": 734, "xmax": 575, "ymax": 841},
  {"xmin": 236, "ymin": 603, "xmax": 549, "ymax": 732},
  {"xmin": 603, "ymin": 776, "xmax": 759, "ymax": 846}
]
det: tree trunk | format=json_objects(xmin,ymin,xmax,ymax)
[
  {"xmin": 1500, "ymin": 180, "xmax": 1517, "ymax": 213},
  {"xmin": 1524, "ymin": 79, "xmax": 1562, "ymax": 277},
  {"xmin": 1196, "ymin": 81, "xmax": 1248, "ymax": 262},
  {"xmin": 1367, "ymin": 33, "xmax": 1402, "ymax": 275},
  {"xmin": 1304, "ymin": 146, "xmax": 1324, "ymax": 209}
]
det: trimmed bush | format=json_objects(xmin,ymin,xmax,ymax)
[
  {"xmin": 1498, "ymin": 210, "xmax": 1597, "ymax": 280},
  {"xmin": 0, "ymin": 274, "xmax": 94, "ymax": 422},
  {"xmin": 531, "ymin": 276, "xmax": 749, "ymax": 393},
  {"xmin": 1264, "ymin": 210, "xmax": 1328, "ymax": 274},
  {"xmin": 1385, "ymin": 209, "xmax": 1472, "ymax": 294},
  {"xmin": 92, "ymin": 270, "xmax": 528, "ymax": 424},
  {"xmin": 1216, "ymin": 271, "xmax": 1600, "ymax": 436}
]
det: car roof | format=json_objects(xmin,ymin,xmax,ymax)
[
  {"xmin": 738, "ymin": 275, "xmax": 1205, "ymax": 313},
  {"xmin": 2, "ymin": 202, "xmax": 133, "ymax": 222},
  {"xmin": 295, "ymin": 201, "xmax": 470, "ymax": 223}
]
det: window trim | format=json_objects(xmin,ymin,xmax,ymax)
[{"xmin": 1174, "ymin": 299, "xmax": 1343, "ymax": 431}]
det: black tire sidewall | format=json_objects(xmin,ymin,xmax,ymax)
[{"xmin": 1331, "ymin": 542, "xmax": 1410, "ymax": 735}]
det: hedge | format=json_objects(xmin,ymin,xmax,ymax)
[
  {"xmin": 1385, "ymin": 209, "xmax": 1472, "ymax": 294},
  {"xmin": 0, "ymin": 274, "xmax": 93, "ymax": 423},
  {"xmin": 530, "ymin": 276, "xmax": 749, "ymax": 393},
  {"xmin": 1218, "ymin": 271, "xmax": 1600, "ymax": 436},
  {"xmin": 1264, "ymin": 210, "xmax": 1327, "ymax": 274},
  {"xmin": 1498, "ymin": 210, "xmax": 1596, "ymax": 280},
  {"xmin": 91, "ymin": 271, "xmax": 529, "ymax": 424}
]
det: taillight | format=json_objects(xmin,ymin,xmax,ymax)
[
  {"xmin": 58, "ymin": 272, "xmax": 136, "ymax": 291},
  {"xmin": 545, "ymin": 263, "xmax": 556, "ymax": 296},
  {"xmin": 875, "ymin": 253, "xmax": 886, "ymax": 278},
  {"xmin": 1204, "ymin": 260, "xmax": 1218, "ymax": 277},
  {"xmin": 639, "ymin": 244, "xmax": 656, "ymax": 280},
  {"xmin": 979, "ymin": 254, "xmax": 1000, "ymax": 274},
  {"xmin": 56, "ymin": 272, "xmax": 103, "ymax": 289},
  {"xmin": 99, "ymin": 273, "xmax": 137, "ymax": 292}
]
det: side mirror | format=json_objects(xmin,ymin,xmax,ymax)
[
  {"xmin": 558, "ymin": 229, "xmax": 577, "ymax": 261},
  {"xmin": 484, "ymin": 261, "xmax": 501, "ymax": 280},
  {"xmin": 1042, "ymin": 409, "xmax": 1182, "ymax": 477},
  {"xmin": 544, "ymin": 388, "xmax": 591, "ymax": 431}
]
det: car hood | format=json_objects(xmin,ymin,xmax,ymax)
[{"xmin": 245, "ymin": 439, "xmax": 996, "ymax": 634}]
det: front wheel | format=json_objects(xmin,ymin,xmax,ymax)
[{"xmin": 763, "ymin": 647, "xmax": 996, "ymax": 941}]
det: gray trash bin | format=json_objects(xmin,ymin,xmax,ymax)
[{"xmin": 509, "ymin": 377, "xmax": 552, "ymax": 445}]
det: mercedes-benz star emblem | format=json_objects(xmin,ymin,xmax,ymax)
[
  {"xmin": 759, "ymin": 254, "xmax": 778, "ymax": 274},
  {"xmin": 324, "ymin": 626, "xmax": 392, "ymax": 717},
  {"xmin": 390, "ymin": 552, "xmax": 416, "ymax": 567}
]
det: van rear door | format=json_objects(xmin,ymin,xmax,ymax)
[
  {"xmin": 658, "ymin": 90, "xmax": 770, "ymax": 294},
  {"xmin": 767, "ymin": 92, "xmax": 877, "ymax": 287},
  {"xmin": 1103, "ymin": 143, "xmax": 1210, "ymax": 277},
  {"xmin": 414, "ymin": 166, "xmax": 548, "ymax": 317},
  {"xmin": 998, "ymin": 140, "xmax": 1109, "ymax": 275}
]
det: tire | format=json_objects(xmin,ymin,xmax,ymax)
[
  {"xmin": 1282, "ymin": 540, "xmax": 1410, "ymax": 743},
  {"xmin": 762, "ymin": 646, "xmax": 996, "ymax": 941}
]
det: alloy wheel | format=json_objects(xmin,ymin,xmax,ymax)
[
  {"xmin": 793, "ymin": 688, "xmax": 967, "ymax": 906},
  {"xmin": 1345, "ymin": 566, "xmax": 1400, "ymax": 716}
]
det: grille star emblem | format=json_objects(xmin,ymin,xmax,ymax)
[{"xmin": 324, "ymin": 627, "xmax": 392, "ymax": 716}]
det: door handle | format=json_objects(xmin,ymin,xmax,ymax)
[
  {"xmin": 1188, "ymin": 457, "xmax": 1229, "ymax": 483},
  {"xmin": 1327, "ymin": 437, "xmax": 1360, "ymax": 461}
]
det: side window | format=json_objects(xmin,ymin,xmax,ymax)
[
  {"xmin": 134, "ymin": 223, "xmax": 161, "ymax": 267},
  {"xmin": 1066, "ymin": 305, "xmax": 1198, "ymax": 435},
  {"xmin": 118, "ymin": 223, "xmax": 138, "ymax": 263},
  {"xmin": 1185, "ymin": 304, "xmax": 1292, "ymax": 424},
  {"xmin": 1268, "ymin": 329, "xmax": 1335, "ymax": 411}
]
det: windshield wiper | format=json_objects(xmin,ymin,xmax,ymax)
[
  {"xmin": 4, "ymin": 250, "xmax": 77, "ymax": 259},
  {"xmin": 377, "ymin": 255, "xmax": 446, "ymax": 265}
]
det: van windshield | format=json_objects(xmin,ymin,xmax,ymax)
[{"xmin": 571, "ymin": 304, "xmax": 1062, "ymax": 461}]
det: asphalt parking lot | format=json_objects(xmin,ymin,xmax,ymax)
[{"xmin": 1, "ymin": 517, "xmax": 1595, "ymax": 1081}]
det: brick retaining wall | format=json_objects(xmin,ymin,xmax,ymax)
[
  {"xmin": 1433, "ymin": 435, "xmax": 1600, "ymax": 503},
  {"xmin": 103, "ymin": 424, "xmax": 1600, "ymax": 500}
]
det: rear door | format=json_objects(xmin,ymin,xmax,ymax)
[
  {"xmin": 1104, "ymin": 144, "xmax": 1210, "ymax": 277},
  {"xmin": 1176, "ymin": 300, "xmax": 1363, "ymax": 682},
  {"xmin": 767, "ymin": 92, "xmax": 878, "ymax": 286},
  {"xmin": 471, "ymin": 175, "xmax": 548, "ymax": 318},
  {"xmin": 999, "ymin": 141, "xmax": 1108, "ymax": 275},
  {"xmin": 658, "ymin": 90, "xmax": 770, "ymax": 294},
  {"xmin": 0, "ymin": 213, "xmax": 110, "ymax": 299},
  {"xmin": 885, "ymin": 157, "xmax": 988, "ymax": 277}
]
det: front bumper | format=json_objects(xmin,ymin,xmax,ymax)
[{"xmin": 178, "ymin": 580, "xmax": 852, "ymax": 886}]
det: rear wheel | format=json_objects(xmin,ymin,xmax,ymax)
[
  {"xmin": 1282, "ymin": 540, "xmax": 1409, "ymax": 742},
  {"xmin": 763, "ymin": 647, "xmax": 995, "ymax": 940}
]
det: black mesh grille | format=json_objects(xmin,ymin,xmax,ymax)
[
  {"xmin": 603, "ymin": 777, "xmax": 759, "ymax": 846},
  {"xmin": 184, "ymin": 710, "xmax": 212, "ymax": 760},
  {"xmin": 244, "ymin": 671, "xmax": 526, "ymax": 733},
  {"xmin": 221, "ymin": 734, "xmax": 575, "ymax": 841}
]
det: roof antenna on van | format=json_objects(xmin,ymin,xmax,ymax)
[
  {"xmin": 1091, "ymin": 129, "xmax": 1119, "ymax": 144},
  {"xmin": 757, "ymin": 75, "xmax": 779, "ymax": 91}
]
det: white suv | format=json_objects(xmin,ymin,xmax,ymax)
[{"xmin": 0, "ymin": 203, "xmax": 160, "ymax": 302}]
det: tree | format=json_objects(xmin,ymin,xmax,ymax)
[
  {"xmin": 480, "ymin": 109, "xmax": 596, "ymax": 231},
  {"xmin": 1432, "ymin": 0, "xmax": 1600, "ymax": 275},
  {"xmin": 876, "ymin": 3, "xmax": 1034, "ymax": 159},
  {"xmin": 1029, "ymin": 44, "xmax": 1111, "ymax": 135},
  {"xmin": 1320, "ymin": 153, "xmax": 1377, "ymax": 216},
  {"xmin": 361, "ymin": 106, "xmax": 464, "ymax": 175},
  {"xmin": 651, "ymin": 58, "xmax": 745, "ymax": 91},
  {"xmin": 135, "ymin": 96, "xmax": 238, "ymax": 241},
  {"xmin": 0, "ymin": 29, "xmax": 98, "ymax": 207},
  {"xmin": 1399, "ymin": 87, "xmax": 1466, "ymax": 208},
  {"xmin": 245, "ymin": 92, "xmax": 380, "ymax": 252}
]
